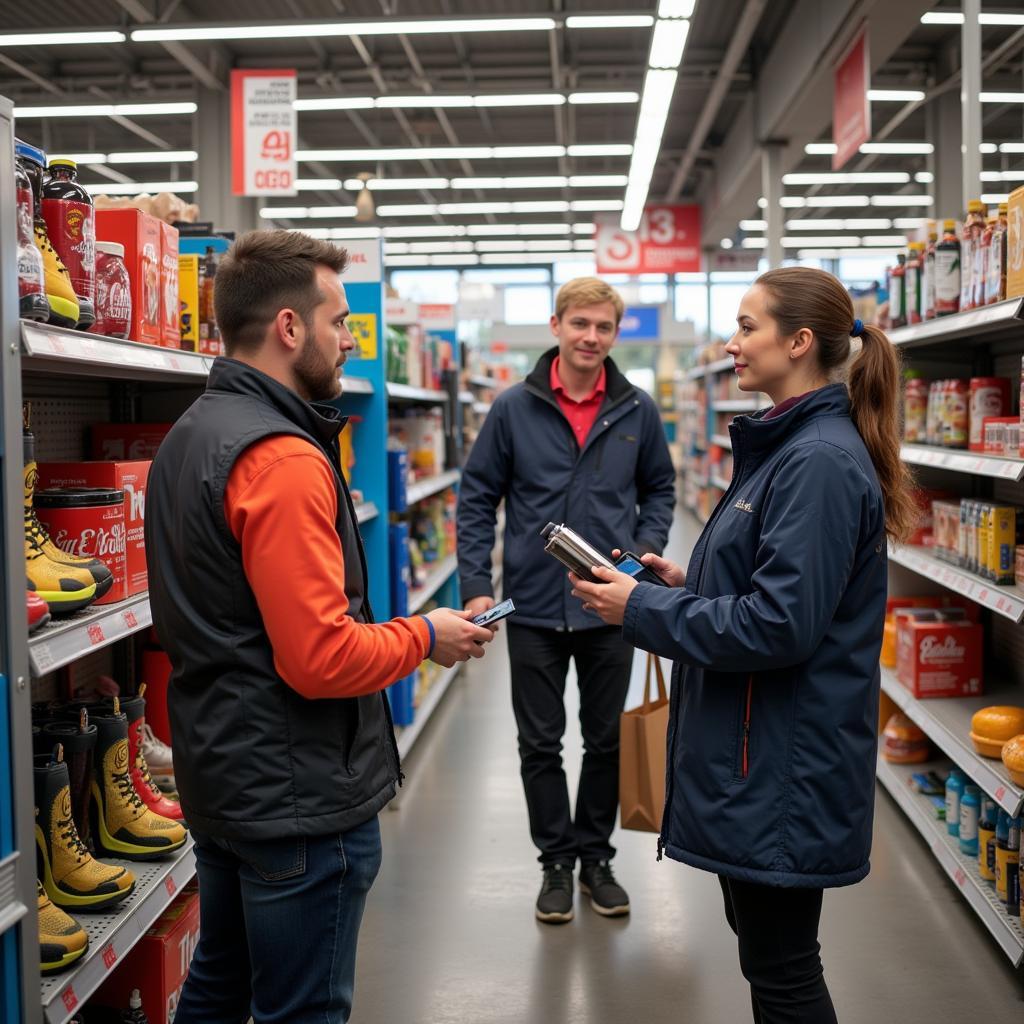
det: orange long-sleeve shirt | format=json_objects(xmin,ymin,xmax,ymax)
[{"xmin": 223, "ymin": 435, "xmax": 431, "ymax": 700}]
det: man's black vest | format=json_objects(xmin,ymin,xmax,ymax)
[{"xmin": 145, "ymin": 357, "xmax": 399, "ymax": 840}]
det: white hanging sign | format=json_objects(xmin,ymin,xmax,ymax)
[{"xmin": 231, "ymin": 69, "xmax": 297, "ymax": 197}]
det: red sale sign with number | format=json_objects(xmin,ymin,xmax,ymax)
[
  {"xmin": 231, "ymin": 69, "xmax": 298, "ymax": 197},
  {"xmin": 833, "ymin": 27, "xmax": 870, "ymax": 170},
  {"xmin": 594, "ymin": 206, "xmax": 701, "ymax": 275}
]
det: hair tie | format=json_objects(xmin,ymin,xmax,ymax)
[{"xmin": 851, "ymin": 318, "xmax": 864, "ymax": 338}]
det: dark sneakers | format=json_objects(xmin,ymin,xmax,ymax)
[
  {"xmin": 579, "ymin": 860, "xmax": 630, "ymax": 917},
  {"xmin": 536, "ymin": 863, "xmax": 574, "ymax": 923}
]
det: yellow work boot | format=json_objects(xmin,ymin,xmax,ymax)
[
  {"xmin": 38, "ymin": 880, "xmax": 89, "ymax": 975},
  {"xmin": 91, "ymin": 700, "xmax": 188, "ymax": 860},
  {"xmin": 34, "ymin": 222, "xmax": 79, "ymax": 329},
  {"xmin": 23, "ymin": 404, "xmax": 113, "ymax": 602},
  {"xmin": 34, "ymin": 751, "xmax": 135, "ymax": 911}
]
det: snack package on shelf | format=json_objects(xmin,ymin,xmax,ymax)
[
  {"xmin": 158, "ymin": 221, "xmax": 180, "ymax": 349},
  {"xmin": 178, "ymin": 254, "xmax": 200, "ymax": 351},
  {"xmin": 895, "ymin": 611, "xmax": 983, "ymax": 699},
  {"xmin": 96, "ymin": 208, "xmax": 162, "ymax": 346}
]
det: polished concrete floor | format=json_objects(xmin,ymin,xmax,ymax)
[{"xmin": 356, "ymin": 513, "xmax": 1024, "ymax": 1023}]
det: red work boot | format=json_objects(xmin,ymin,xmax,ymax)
[
  {"xmin": 27, "ymin": 586, "xmax": 51, "ymax": 634},
  {"xmin": 121, "ymin": 686, "xmax": 185, "ymax": 823}
]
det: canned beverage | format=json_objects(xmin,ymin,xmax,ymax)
[
  {"xmin": 969, "ymin": 377, "xmax": 1011, "ymax": 451},
  {"xmin": 943, "ymin": 380, "xmax": 969, "ymax": 448},
  {"xmin": 34, "ymin": 487, "xmax": 125, "ymax": 605}
]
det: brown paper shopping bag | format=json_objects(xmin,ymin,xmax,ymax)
[{"xmin": 619, "ymin": 654, "xmax": 670, "ymax": 833}]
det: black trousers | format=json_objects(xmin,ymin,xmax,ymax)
[
  {"xmin": 719, "ymin": 876, "xmax": 838, "ymax": 1024},
  {"xmin": 507, "ymin": 622, "xmax": 634, "ymax": 866}
]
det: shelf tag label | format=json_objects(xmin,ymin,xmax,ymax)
[
  {"xmin": 102, "ymin": 942, "xmax": 118, "ymax": 970},
  {"xmin": 123, "ymin": 609, "xmax": 139, "ymax": 629},
  {"xmin": 33, "ymin": 642, "xmax": 54, "ymax": 671},
  {"xmin": 87, "ymin": 623, "xmax": 106, "ymax": 646},
  {"xmin": 62, "ymin": 986, "xmax": 78, "ymax": 1011},
  {"xmin": 995, "ymin": 786, "xmax": 1007, "ymax": 803},
  {"xmin": 953, "ymin": 867, "xmax": 967, "ymax": 889},
  {"xmin": 165, "ymin": 875, "xmax": 177, "ymax": 898}
]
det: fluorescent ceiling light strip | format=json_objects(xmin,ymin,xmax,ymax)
[
  {"xmin": 565, "ymin": 16, "xmax": 654, "ymax": 28},
  {"xmin": 575, "ymin": 240, "xmax": 597, "ymax": 250},
  {"xmin": 805, "ymin": 143, "xmax": 838, "ymax": 155},
  {"xmin": 862, "ymin": 236, "xmax": 909, "ymax": 246},
  {"xmin": 1000, "ymin": 143, "xmax": 1024, "ymax": 153},
  {"xmin": 658, "ymin": 0, "xmax": 696, "ymax": 16},
  {"xmin": 869, "ymin": 194, "xmax": 933, "ymax": 207},
  {"xmin": 466, "ymin": 223, "xmax": 571, "ymax": 236},
  {"xmin": 570, "ymin": 199, "xmax": 624, "ymax": 211},
  {"xmin": 384, "ymin": 226, "xmax": 466, "ymax": 238},
  {"xmin": 261, "ymin": 207, "xmax": 310, "ymax": 219},
  {"xmin": 297, "ymin": 92, "xmax": 638, "ymax": 111},
  {"xmin": 474, "ymin": 94, "xmax": 565, "ymax": 108},
  {"xmin": 782, "ymin": 236, "xmax": 864, "ymax": 248},
  {"xmin": 570, "ymin": 174, "xmax": 628, "ymax": 187},
  {"xmin": 51, "ymin": 152, "xmax": 106, "ymax": 164},
  {"xmin": 893, "ymin": 218, "xmax": 928, "ymax": 229},
  {"xmin": 296, "ymin": 227, "xmax": 382, "ymax": 239},
  {"xmin": 804, "ymin": 196, "xmax": 869, "ymax": 207},
  {"xmin": 301, "ymin": 179, "xmax": 346, "ymax": 191},
  {"xmin": 295, "ymin": 97, "xmax": 376, "ymax": 111},
  {"xmin": 622, "ymin": 68, "xmax": 678, "ymax": 231},
  {"xmin": 107, "ymin": 150, "xmax": 198, "ymax": 164},
  {"xmin": 982, "ymin": 93, "xmax": 1024, "ymax": 104},
  {"xmin": 451, "ymin": 176, "xmax": 565, "ymax": 189},
  {"xmin": 376, "ymin": 204, "xmax": 442, "ymax": 216},
  {"xmin": 568, "ymin": 92, "xmax": 640, "ymax": 105},
  {"xmin": 574, "ymin": 224, "xmax": 596, "ymax": 234},
  {"xmin": 980, "ymin": 143, "xmax": 999, "ymax": 154},
  {"xmin": 344, "ymin": 177, "xmax": 449, "ymax": 190},
  {"xmin": 742, "ymin": 238, "xmax": 767, "ymax": 249},
  {"xmin": 84, "ymin": 180, "xmax": 198, "ymax": 195},
  {"xmin": 915, "ymin": 171, "xmax": 935, "ymax": 183},
  {"xmin": 924, "ymin": 12, "xmax": 1024, "ymax": 25},
  {"xmin": 429, "ymin": 255, "xmax": 481, "ymax": 266},
  {"xmin": 15, "ymin": 101, "xmax": 197, "ymax": 118},
  {"xmin": 298, "ymin": 144, "xmax": 619, "ymax": 162},
  {"xmin": 404, "ymin": 242, "xmax": 476, "ymax": 254},
  {"xmin": 739, "ymin": 219, "xmax": 767, "ymax": 231},
  {"xmin": 859, "ymin": 142, "xmax": 933, "ymax": 155},
  {"xmin": 568, "ymin": 144, "xmax": 632, "ymax": 157},
  {"xmin": 783, "ymin": 172, "xmax": 910, "ymax": 185},
  {"xmin": 0, "ymin": 30, "xmax": 125, "ymax": 46},
  {"xmin": 867, "ymin": 89, "xmax": 925, "ymax": 102},
  {"xmin": 648, "ymin": 19, "xmax": 690, "ymax": 69},
  {"xmin": 779, "ymin": 197, "xmax": 805, "ymax": 208},
  {"xmin": 132, "ymin": 18, "xmax": 558, "ymax": 42},
  {"xmin": 982, "ymin": 193, "xmax": 1010, "ymax": 204}
]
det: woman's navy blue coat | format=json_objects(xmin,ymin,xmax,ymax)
[{"xmin": 624, "ymin": 384, "xmax": 887, "ymax": 888}]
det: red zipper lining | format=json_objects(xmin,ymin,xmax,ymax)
[{"xmin": 741, "ymin": 675, "xmax": 753, "ymax": 779}]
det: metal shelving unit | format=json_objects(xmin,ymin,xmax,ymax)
[
  {"xmin": 355, "ymin": 501, "xmax": 379, "ymax": 525},
  {"xmin": 405, "ymin": 469, "xmax": 460, "ymax": 507},
  {"xmin": 40, "ymin": 842, "xmax": 197, "ymax": 1024},
  {"xmin": 876, "ymin": 758, "xmax": 1024, "ymax": 967},
  {"xmin": 900, "ymin": 444, "xmax": 1024, "ymax": 482},
  {"xmin": 396, "ymin": 663, "xmax": 460, "ymax": 760},
  {"xmin": 887, "ymin": 298, "xmax": 1024, "ymax": 349},
  {"xmin": 711, "ymin": 398, "xmax": 760, "ymax": 412},
  {"xmin": 710, "ymin": 433, "xmax": 732, "ymax": 449},
  {"xmin": 408, "ymin": 554, "xmax": 459, "ymax": 616},
  {"xmin": 385, "ymin": 381, "xmax": 449, "ymax": 404}
]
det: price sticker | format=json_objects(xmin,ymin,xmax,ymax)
[
  {"xmin": 61, "ymin": 987, "xmax": 78, "ymax": 1012},
  {"xmin": 165, "ymin": 875, "xmax": 177, "ymax": 898},
  {"xmin": 995, "ymin": 786, "xmax": 1007, "ymax": 803},
  {"xmin": 87, "ymin": 623, "xmax": 106, "ymax": 646},
  {"xmin": 123, "ymin": 609, "xmax": 139, "ymax": 629},
  {"xmin": 102, "ymin": 942, "xmax": 118, "ymax": 970},
  {"xmin": 953, "ymin": 867, "xmax": 967, "ymax": 889},
  {"xmin": 33, "ymin": 642, "xmax": 54, "ymax": 672},
  {"xmin": 50, "ymin": 334, "xmax": 67, "ymax": 356}
]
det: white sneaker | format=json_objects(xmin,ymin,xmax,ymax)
[{"xmin": 140, "ymin": 723, "xmax": 176, "ymax": 792}]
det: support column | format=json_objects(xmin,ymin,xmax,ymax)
[
  {"xmin": 928, "ymin": 40, "xmax": 963, "ymax": 220},
  {"xmin": 761, "ymin": 143, "xmax": 784, "ymax": 270},
  {"xmin": 195, "ymin": 85, "xmax": 259, "ymax": 235},
  {"xmin": 961, "ymin": 0, "xmax": 983, "ymax": 210},
  {"xmin": 703, "ymin": 248, "xmax": 714, "ymax": 343}
]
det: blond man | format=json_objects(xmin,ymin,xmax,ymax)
[{"xmin": 457, "ymin": 277, "xmax": 676, "ymax": 922}]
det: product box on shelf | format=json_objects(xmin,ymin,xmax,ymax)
[
  {"xmin": 96, "ymin": 208, "xmax": 162, "ymax": 346},
  {"xmin": 983, "ymin": 417, "xmax": 1020, "ymax": 456},
  {"xmin": 909, "ymin": 488, "xmax": 955, "ymax": 546},
  {"xmin": 94, "ymin": 881, "xmax": 200, "ymax": 1024},
  {"xmin": 388, "ymin": 447, "xmax": 409, "ymax": 513},
  {"xmin": 969, "ymin": 377, "xmax": 1012, "ymax": 451},
  {"xmin": 159, "ymin": 220, "xmax": 180, "ymax": 348},
  {"xmin": 37, "ymin": 460, "xmax": 151, "ymax": 598},
  {"xmin": 178, "ymin": 254, "xmax": 200, "ymax": 351},
  {"xmin": 91, "ymin": 422, "xmax": 171, "ymax": 460},
  {"xmin": 896, "ymin": 614, "xmax": 983, "ymax": 698},
  {"xmin": 1007, "ymin": 185, "xmax": 1024, "ymax": 299},
  {"xmin": 389, "ymin": 521, "xmax": 411, "ymax": 617}
]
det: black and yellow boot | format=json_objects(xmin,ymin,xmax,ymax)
[
  {"xmin": 91, "ymin": 701, "xmax": 187, "ymax": 860},
  {"xmin": 40, "ymin": 710, "xmax": 97, "ymax": 852},
  {"xmin": 23, "ymin": 404, "xmax": 113, "ymax": 603},
  {"xmin": 34, "ymin": 751, "xmax": 135, "ymax": 911},
  {"xmin": 38, "ymin": 880, "xmax": 89, "ymax": 975}
]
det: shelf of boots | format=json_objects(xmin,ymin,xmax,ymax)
[
  {"xmin": 40, "ymin": 839, "xmax": 197, "ymax": 1024},
  {"xmin": 21, "ymin": 322, "xmax": 211, "ymax": 383},
  {"xmin": 887, "ymin": 544, "xmax": 1024, "ymax": 623},
  {"xmin": 875, "ymin": 757, "xmax": 1024, "ymax": 966},
  {"xmin": 405, "ymin": 470, "xmax": 460, "ymax": 507},
  {"xmin": 408, "ymin": 554, "xmax": 459, "ymax": 616},
  {"xmin": 879, "ymin": 665, "xmax": 1024, "ymax": 817},
  {"xmin": 886, "ymin": 298, "xmax": 1024, "ymax": 349},
  {"xmin": 28, "ymin": 594, "xmax": 152, "ymax": 677},
  {"xmin": 396, "ymin": 663, "xmax": 461, "ymax": 761},
  {"xmin": 900, "ymin": 444, "xmax": 1024, "ymax": 482}
]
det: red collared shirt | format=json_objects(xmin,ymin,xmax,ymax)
[{"xmin": 550, "ymin": 355, "xmax": 607, "ymax": 445}]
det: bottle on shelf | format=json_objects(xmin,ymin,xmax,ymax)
[
  {"xmin": 199, "ymin": 246, "xmax": 221, "ymax": 354},
  {"xmin": 14, "ymin": 147, "xmax": 48, "ymax": 323},
  {"xmin": 1006, "ymin": 816, "xmax": 1021, "ymax": 917},
  {"xmin": 959, "ymin": 784, "xmax": 981, "ymax": 856},
  {"xmin": 120, "ymin": 988, "xmax": 151, "ymax": 1024},
  {"xmin": 41, "ymin": 159, "xmax": 96, "ymax": 330},
  {"xmin": 945, "ymin": 768, "xmax": 966, "ymax": 838},
  {"xmin": 934, "ymin": 220, "xmax": 961, "ymax": 317},
  {"xmin": 984, "ymin": 203, "xmax": 1008, "ymax": 306},
  {"xmin": 905, "ymin": 243, "xmax": 924, "ymax": 325},
  {"xmin": 961, "ymin": 199, "xmax": 986, "ymax": 313},
  {"xmin": 976, "ymin": 216, "xmax": 996, "ymax": 310},
  {"xmin": 922, "ymin": 223, "xmax": 938, "ymax": 321},
  {"xmin": 890, "ymin": 252, "xmax": 907, "ymax": 329},
  {"xmin": 978, "ymin": 797, "xmax": 998, "ymax": 882}
]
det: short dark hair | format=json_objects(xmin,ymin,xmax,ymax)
[{"xmin": 214, "ymin": 230, "xmax": 350, "ymax": 355}]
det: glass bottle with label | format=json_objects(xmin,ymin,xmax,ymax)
[
  {"xmin": 946, "ymin": 768, "xmax": 966, "ymax": 837},
  {"xmin": 14, "ymin": 148, "xmax": 48, "ymax": 321},
  {"xmin": 41, "ymin": 159, "xmax": 95, "ymax": 329},
  {"xmin": 922, "ymin": 224, "xmax": 938, "ymax": 321},
  {"xmin": 978, "ymin": 797, "xmax": 998, "ymax": 882},
  {"xmin": 890, "ymin": 253, "xmax": 907, "ymax": 329},
  {"xmin": 961, "ymin": 199, "xmax": 986, "ymax": 313},
  {"xmin": 905, "ymin": 243, "xmax": 923, "ymax": 325},
  {"xmin": 959, "ymin": 784, "xmax": 981, "ymax": 855},
  {"xmin": 984, "ymin": 203, "xmax": 1008, "ymax": 305},
  {"xmin": 934, "ymin": 220, "xmax": 961, "ymax": 316}
]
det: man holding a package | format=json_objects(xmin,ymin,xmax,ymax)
[{"xmin": 457, "ymin": 277, "xmax": 676, "ymax": 923}]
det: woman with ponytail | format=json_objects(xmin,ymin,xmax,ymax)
[{"xmin": 571, "ymin": 267, "xmax": 911, "ymax": 1023}]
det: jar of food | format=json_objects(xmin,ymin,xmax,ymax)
[
  {"xmin": 91, "ymin": 242, "xmax": 132, "ymax": 339},
  {"xmin": 969, "ymin": 377, "xmax": 1011, "ymax": 451},
  {"xmin": 41, "ymin": 158, "xmax": 95, "ymax": 330},
  {"xmin": 903, "ymin": 377, "xmax": 927, "ymax": 443},
  {"xmin": 943, "ymin": 379, "xmax": 969, "ymax": 449},
  {"xmin": 33, "ymin": 487, "xmax": 124, "ymax": 606},
  {"xmin": 15, "ymin": 149, "xmax": 48, "ymax": 322}
]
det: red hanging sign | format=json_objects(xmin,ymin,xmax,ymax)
[
  {"xmin": 595, "ymin": 206, "xmax": 701, "ymax": 275},
  {"xmin": 833, "ymin": 27, "xmax": 871, "ymax": 171}
]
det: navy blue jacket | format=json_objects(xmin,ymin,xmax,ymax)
[
  {"xmin": 624, "ymin": 384, "xmax": 886, "ymax": 888},
  {"xmin": 458, "ymin": 348, "xmax": 676, "ymax": 630}
]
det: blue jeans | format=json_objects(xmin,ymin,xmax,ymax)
[{"xmin": 175, "ymin": 816, "xmax": 382, "ymax": 1024}]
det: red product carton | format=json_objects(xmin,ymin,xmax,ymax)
[
  {"xmin": 96, "ymin": 208, "xmax": 162, "ymax": 346},
  {"xmin": 896, "ymin": 617, "xmax": 984, "ymax": 698},
  {"xmin": 908, "ymin": 488, "xmax": 955, "ymax": 547},
  {"xmin": 94, "ymin": 882, "xmax": 200, "ymax": 1024},
  {"xmin": 37, "ymin": 461, "xmax": 151, "ymax": 598},
  {"xmin": 91, "ymin": 422, "xmax": 172, "ymax": 460},
  {"xmin": 159, "ymin": 221, "xmax": 180, "ymax": 348}
]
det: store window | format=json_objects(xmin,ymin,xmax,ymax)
[
  {"xmin": 388, "ymin": 270, "xmax": 459, "ymax": 304},
  {"xmin": 504, "ymin": 285, "xmax": 555, "ymax": 325}
]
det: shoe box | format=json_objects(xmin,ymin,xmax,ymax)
[
  {"xmin": 95, "ymin": 209, "xmax": 162, "ymax": 347},
  {"xmin": 90, "ymin": 423, "xmax": 172, "ymax": 461},
  {"xmin": 159, "ymin": 221, "xmax": 180, "ymax": 349},
  {"xmin": 93, "ymin": 881, "xmax": 200, "ymax": 1024},
  {"xmin": 36, "ymin": 461, "xmax": 151, "ymax": 601}
]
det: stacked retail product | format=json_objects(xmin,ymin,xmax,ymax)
[
  {"xmin": 903, "ymin": 373, "xmax": 1017, "ymax": 454},
  {"xmin": 385, "ymin": 321, "xmax": 454, "ymax": 390},
  {"xmin": 930, "ymin": 499, "xmax": 1024, "ymax": 586},
  {"xmin": 32, "ymin": 686, "xmax": 186, "ymax": 976}
]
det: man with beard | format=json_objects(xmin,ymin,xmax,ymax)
[{"xmin": 146, "ymin": 229, "xmax": 493, "ymax": 1024}]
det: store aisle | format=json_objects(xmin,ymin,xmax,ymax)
[{"xmin": 356, "ymin": 511, "xmax": 1024, "ymax": 1024}]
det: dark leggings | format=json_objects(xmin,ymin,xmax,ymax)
[{"xmin": 719, "ymin": 876, "xmax": 838, "ymax": 1024}]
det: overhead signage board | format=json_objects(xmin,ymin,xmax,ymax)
[
  {"xmin": 595, "ymin": 206, "xmax": 702, "ymax": 275},
  {"xmin": 833, "ymin": 27, "xmax": 871, "ymax": 171},
  {"xmin": 231, "ymin": 69, "xmax": 297, "ymax": 196}
]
